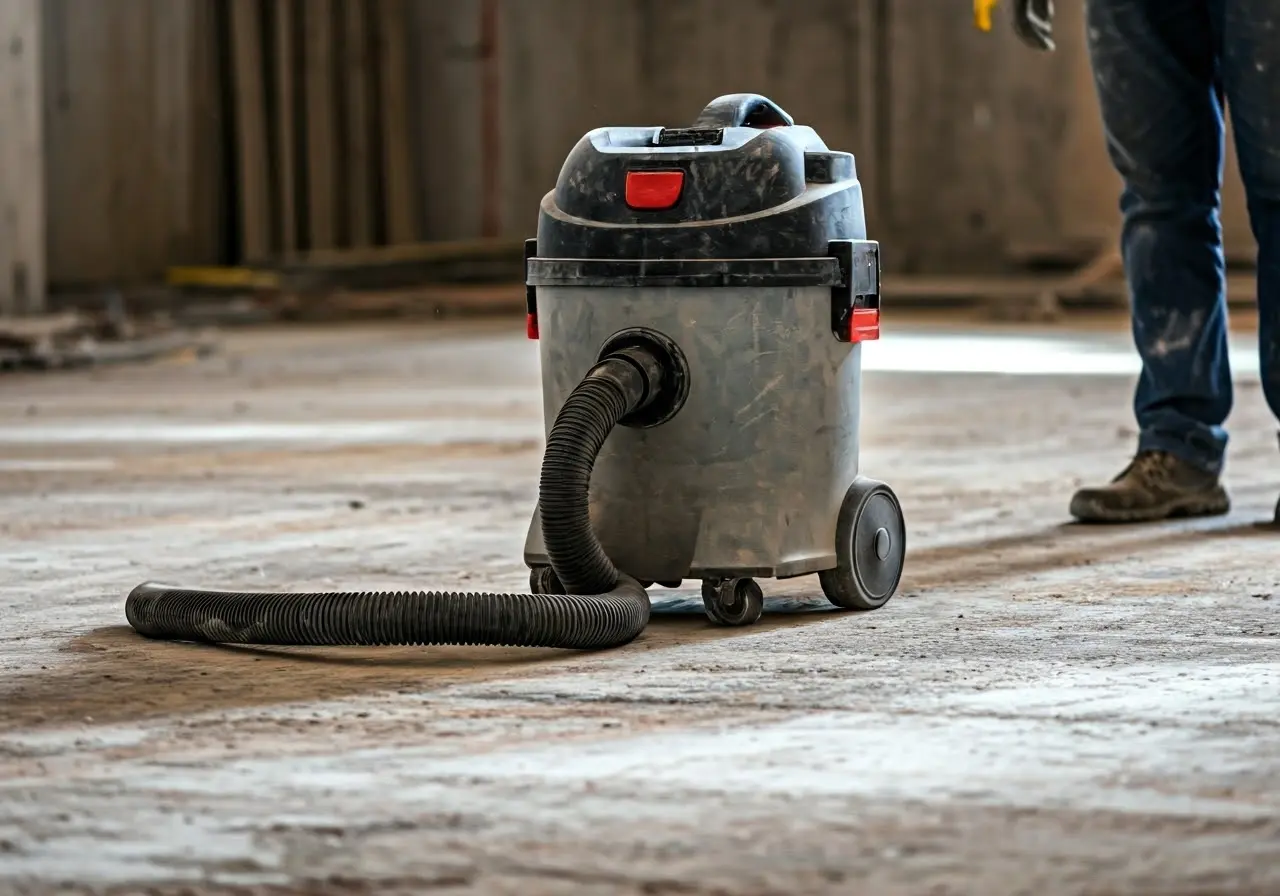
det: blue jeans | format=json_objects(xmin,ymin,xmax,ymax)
[{"xmin": 1087, "ymin": 0, "xmax": 1280, "ymax": 475}]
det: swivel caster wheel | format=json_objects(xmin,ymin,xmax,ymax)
[
  {"xmin": 702, "ymin": 577, "xmax": 764, "ymax": 627},
  {"xmin": 529, "ymin": 565, "xmax": 563, "ymax": 595},
  {"xmin": 820, "ymin": 477, "xmax": 906, "ymax": 611}
]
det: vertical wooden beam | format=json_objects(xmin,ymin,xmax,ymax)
[
  {"xmin": 302, "ymin": 0, "xmax": 337, "ymax": 250},
  {"xmin": 478, "ymin": 0, "xmax": 501, "ymax": 237},
  {"xmin": 341, "ymin": 0, "xmax": 374, "ymax": 247},
  {"xmin": 273, "ymin": 0, "xmax": 298, "ymax": 255},
  {"xmin": 229, "ymin": 0, "xmax": 270, "ymax": 261},
  {"xmin": 118, "ymin": 3, "xmax": 155, "ymax": 277},
  {"xmin": 188, "ymin": 0, "xmax": 226, "ymax": 267},
  {"xmin": 153, "ymin": 0, "xmax": 192, "ymax": 264},
  {"xmin": 0, "ymin": 0, "xmax": 45, "ymax": 314},
  {"xmin": 376, "ymin": 0, "xmax": 416, "ymax": 245},
  {"xmin": 229, "ymin": 0, "xmax": 270, "ymax": 262}
]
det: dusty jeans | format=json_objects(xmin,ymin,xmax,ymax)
[{"xmin": 1086, "ymin": 0, "xmax": 1280, "ymax": 474}]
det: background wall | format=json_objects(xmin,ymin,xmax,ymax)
[
  {"xmin": 0, "ymin": 0, "xmax": 45, "ymax": 315},
  {"xmin": 42, "ymin": 0, "xmax": 225, "ymax": 288},
  {"xmin": 11, "ymin": 0, "xmax": 1258, "ymax": 296},
  {"xmin": 407, "ymin": 0, "xmax": 1132, "ymax": 274}
]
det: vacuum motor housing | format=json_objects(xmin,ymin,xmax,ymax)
[{"xmin": 523, "ymin": 94, "xmax": 898, "ymax": 603}]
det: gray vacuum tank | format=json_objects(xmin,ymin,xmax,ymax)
[{"xmin": 522, "ymin": 94, "xmax": 904, "ymax": 615}]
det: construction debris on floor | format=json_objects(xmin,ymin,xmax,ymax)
[{"xmin": 0, "ymin": 306, "xmax": 218, "ymax": 374}]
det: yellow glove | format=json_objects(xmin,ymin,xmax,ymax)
[
  {"xmin": 974, "ymin": 0, "xmax": 1000, "ymax": 31},
  {"xmin": 975, "ymin": 0, "xmax": 1054, "ymax": 50}
]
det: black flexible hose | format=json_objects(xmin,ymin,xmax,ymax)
[
  {"xmin": 539, "ymin": 364, "xmax": 632, "ymax": 594},
  {"xmin": 124, "ymin": 347, "xmax": 668, "ymax": 650}
]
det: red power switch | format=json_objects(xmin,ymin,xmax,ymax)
[{"xmin": 625, "ymin": 170, "xmax": 685, "ymax": 210}]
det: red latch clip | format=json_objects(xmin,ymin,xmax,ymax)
[{"xmin": 850, "ymin": 308, "xmax": 880, "ymax": 343}]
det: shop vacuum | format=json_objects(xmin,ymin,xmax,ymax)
[{"xmin": 124, "ymin": 94, "xmax": 907, "ymax": 651}]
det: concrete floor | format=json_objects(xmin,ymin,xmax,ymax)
[{"xmin": 1, "ymin": 315, "xmax": 1278, "ymax": 895}]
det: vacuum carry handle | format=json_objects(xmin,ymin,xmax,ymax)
[{"xmin": 692, "ymin": 94, "xmax": 795, "ymax": 130}]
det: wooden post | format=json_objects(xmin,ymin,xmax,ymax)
[
  {"xmin": 376, "ymin": 0, "xmax": 416, "ymax": 245},
  {"xmin": 0, "ymin": 0, "xmax": 45, "ymax": 315},
  {"xmin": 274, "ymin": 0, "xmax": 299, "ymax": 256},
  {"xmin": 302, "ymin": 0, "xmax": 337, "ymax": 251},
  {"xmin": 340, "ymin": 0, "xmax": 374, "ymax": 248},
  {"xmin": 229, "ymin": 0, "xmax": 271, "ymax": 263},
  {"xmin": 478, "ymin": 0, "xmax": 500, "ymax": 238}
]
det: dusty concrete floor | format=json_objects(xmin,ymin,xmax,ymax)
[{"xmin": 1, "ymin": 315, "xmax": 1278, "ymax": 896}]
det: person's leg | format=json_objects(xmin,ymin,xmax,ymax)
[
  {"xmin": 1217, "ymin": 1, "xmax": 1280, "ymax": 522},
  {"xmin": 1070, "ymin": 0, "xmax": 1232, "ymax": 522}
]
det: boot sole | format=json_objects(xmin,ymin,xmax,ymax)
[{"xmin": 1069, "ymin": 487, "xmax": 1231, "ymax": 525}]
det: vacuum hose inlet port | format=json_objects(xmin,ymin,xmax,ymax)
[{"xmin": 125, "ymin": 335, "xmax": 682, "ymax": 652}]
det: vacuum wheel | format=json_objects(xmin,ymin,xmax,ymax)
[
  {"xmin": 702, "ymin": 577, "xmax": 765, "ymax": 627},
  {"xmin": 820, "ymin": 478, "xmax": 906, "ymax": 611}
]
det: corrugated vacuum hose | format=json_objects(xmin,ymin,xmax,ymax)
[{"xmin": 124, "ymin": 343, "xmax": 674, "ymax": 651}]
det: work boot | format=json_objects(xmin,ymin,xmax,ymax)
[{"xmin": 1069, "ymin": 450, "xmax": 1229, "ymax": 523}]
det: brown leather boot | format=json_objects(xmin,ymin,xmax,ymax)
[{"xmin": 1069, "ymin": 450, "xmax": 1229, "ymax": 523}]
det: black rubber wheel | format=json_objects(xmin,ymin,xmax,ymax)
[
  {"xmin": 529, "ymin": 565, "xmax": 563, "ymax": 595},
  {"xmin": 819, "ymin": 478, "xmax": 906, "ymax": 611},
  {"xmin": 702, "ymin": 577, "xmax": 765, "ymax": 627}
]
